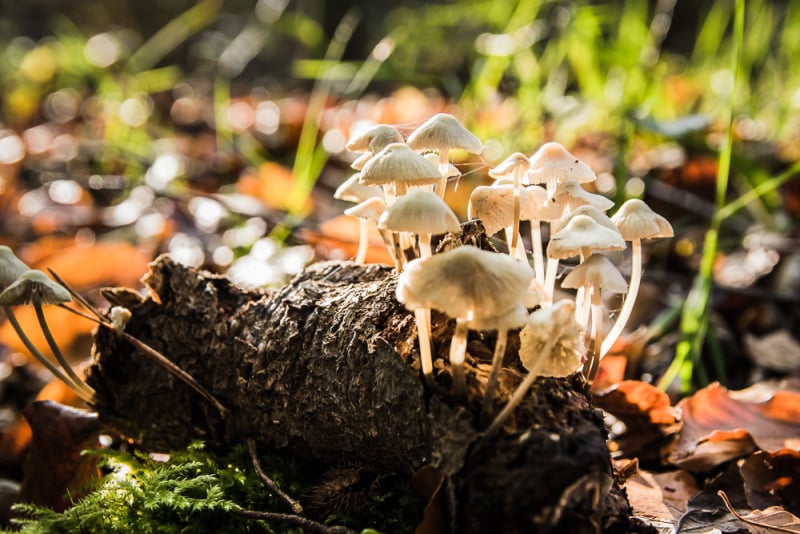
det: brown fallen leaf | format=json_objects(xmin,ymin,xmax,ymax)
[
  {"xmin": 741, "ymin": 450, "xmax": 800, "ymax": 515},
  {"xmin": 299, "ymin": 215, "xmax": 394, "ymax": 265},
  {"xmin": 236, "ymin": 161, "xmax": 313, "ymax": 215},
  {"xmin": 625, "ymin": 468, "xmax": 700, "ymax": 529},
  {"xmin": 670, "ymin": 383, "xmax": 800, "ymax": 472},
  {"xmin": 744, "ymin": 331, "xmax": 800, "ymax": 374},
  {"xmin": 593, "ymin": 380, "xmax": 680, "ymax": 465},
  {"xmin": 719, "ymin": 490, "xmax": 800, "ymax": 534}
]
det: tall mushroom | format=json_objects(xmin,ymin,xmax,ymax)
[
  {"xmin": 396, "ymin": 246, "xmax": 533, "ymax": 397},
  {"xmin": 520, "ymin": 185, "xmax": 562, "ymax": 289},
  {"xmin": 346, "ymin": 124, "xmax": 404, "ymax": 170},
  {"xmin": 335, "ymin": 173, "xmax": 383, "ymax": 265},
  {"xmin": 468, "ymin": 183, "xmax": 528, "ymax": 258},
  {"xmin": 0, "ymin": 266, "xmax": 93, "ymax": 401},
  {"xmin": 489, "ymin": 152, "xmax": 531, "ymax": 257},
  {"xmin": 343, "ymin": 196, "xmax": 388, "ymax": 265},
  {"xmin": 561, "ymin": 253, "xmax": 627, "ymax": 379},
  {"xmin": 406, "ymin": 113, "xmax": 483, "ymax": 200},
  {"xmin": 527, "ymin": 142, "xmax": 596, "ymax": 197},
  {"xmin": 601, "ymin": 198, "xmax": 674, "ymax": 357},
  {"xmin": 359, "ymin": 143, "xmax": 441, "ymax": 205}
]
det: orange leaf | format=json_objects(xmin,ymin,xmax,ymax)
[
  {"xmin": 237, "ymin": 162, "xmax": 313, "ymax": 214},
  {"xmin": 299, "ymin": 215, "xmax": 393, "ymax": 265}
]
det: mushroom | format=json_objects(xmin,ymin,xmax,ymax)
[
  {"xmin": 0, "ymin": 266, "xmax": 93, "ymax": 401},
  {"xmin": 406, "ymin": 113, "xmax": 483, "ymax": 200},
  {"xmin": 344, "ymin": 196, "xmax": 389, "ymax": 265},
  {"xmin": 544, "ymin": 213, "xmax": 626, "ymax": 306},
  {"xmin": 520, "ymin": 185, "xmax": 563, "ymax": 289},
  {"xmin": 561, "ymin": 254, "xmax": 627, "ymax": 379},
  {"xmin": 549, "ymin": 178, "xmax": 614, "ymax": 219},
  {"xmin": 601, "ymin": 198, "xmax": 674, "ymax": 357},
  {"xmin": 359, "ymin": 143, "xmax": 441, "ymax": 205},
  {"xmin": 467, "ymin": 183, "xmax": 528, "ymax": 259},
  {"xmin": 424, "ymin": 153, "xmax": 461, "ymax": 192},
  {"xmin": 346, "ymin": 124, "xmax": 404, "ymax": 170},
  {"xmin": 396, "ymin": 246, "xmax": 533, "ymax": 396},
  {"xmin": 378, "ymin": 188, "xmax": 460, "ymax": 260},
  {"xmin": 489, "ymin": 152, "xmax": 531, "ymax": 257},
  {"xmin": 486, "ymin": 299, "xmax": 582, "ymax": 436},
  {"xmin": 527, "ymin": 142, "xmax": 596, "ymax": 197}
]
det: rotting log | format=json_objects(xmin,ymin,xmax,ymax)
[{"xmin": 86, "ymin": 223, "xmax": 652, "ymax": 533}]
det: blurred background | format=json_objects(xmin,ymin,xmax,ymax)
[{"xmin": 0, "ymin": 0, "xmax": 799, "ymax": 411}]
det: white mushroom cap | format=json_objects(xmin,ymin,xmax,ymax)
[
  {"xmin": 468, "ymin": 184, "xmax": 527, "ymax": 236},
  {"xmin": 547, "ymin": 214, "xmax": 626, "ymax": 259},
  {"xmin": 488, "ymin": 152, "xmax": 531, "ymax": 180},
  {"xmin": 551, "ymin": 179, "xmax": 615, "ymax": 212},
  {"xmin": 561, "ymin": 253, "xmax": 627, "ymax": 294},
  {"xmin": 0, "ymin": 269, "xmax": 72, "ymax": 305},
  {"xmin": 0, "ymin": 246, "xmax": 30, "ymax": 287},
  {"xmin": 334, "ymin": 173, "xmax": 382, "ymax": 203},
  {"xmin": 519, "ymin": 299, "xmax": 583, "ymax": 376},
  {"xmin": 350, "ymin": 151, "xmax": 374, "ymax": 171},
  {"xmin": 346, "ymin": 124, "xmax": 404, "ymax": 153},
  {"xmin": 344, "ymin": 197, "xmax": 387, "ymax": 224},
  {"xmin": 557, "ymin": 204, "xmax": 618, "ymax": 232},
  {"xmin": 611, "ymin": 198, "xmax": 674, "ymax": 241},
  {"xmin": 378, "ymin": 189, "xmax": 460, "ymax": 235},
  {"xmin": 407, "ymin": 113, "xmax": 483, "ymax": 154},
  {"xmin": 359, "ymin": 143, "xmax": 441, "ymax": 188},
  {"xmin": 396, "ymin": 246, "xmax": 533, "ymax": 323},
  {"xmin": 527, "ymin": 142, "xmax": 596, "ymax": 185}
]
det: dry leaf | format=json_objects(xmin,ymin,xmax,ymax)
[
  {"xmin": 237, "ymin": 161, "xmax": 313, "ymax": 214},
  {"xmin": 741, "ymin": 450, "xmax": 800, "ymax": 515},
  {"xmin": 299, "ymin": 215, "xmax": 394, "ymax": 265},
  {"xmin": 626, "ymin": 468, "xmax": 699, "ymax": 527},
  {"xmin": 744, "ymin": 331, "xmax": 800, "ymax": 373},
  {"xmin": 719, "ymin": 490, "xmax": 800, "ymax": 534},
  {"xmin": 671, "ymin": 383, "xmax": 800, "ymax": 472}
]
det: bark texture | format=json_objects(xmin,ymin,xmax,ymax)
[{"xmin": 87, "ymin": 224, "xmax": 651, "ymax": 533}]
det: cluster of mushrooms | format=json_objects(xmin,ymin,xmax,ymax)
[{"xmin": 337, "ymin": 113, "xmax": 673, "ymax": 433}]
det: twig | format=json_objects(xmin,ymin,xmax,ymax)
[
  {"xmin": 234, "ymin": 509, "xmax": 357, "ymax": 534},
  {"xmin": 247, "ymin": 439, "xmax": 303, "ymax": 514}
]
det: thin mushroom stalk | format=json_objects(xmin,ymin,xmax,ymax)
[
  {"xmin": 481, "ymin": 328, "xmax": 508, "ymax": 418},
  {"xmin": 600, "ymin": 238, "xmax": 641, "ymax": 357},
  {"xmin": 414, "ymin": 308, "xmax": 436, "ymax": 388},
  {"xmin": 354, "ymin": 219, "xmax": 369, "ymax": 264},
  {"xmin": 449, "ymin": 318, "xmax": 470, "ymax": 397}
]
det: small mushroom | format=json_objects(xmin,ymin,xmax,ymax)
[
  {"xmin": 601, "ymin": 198, "xmax": 674, "ymax": 357},
  {"xmin": 486, "ymin": 300, "xmax": 582, "ymax": 436},
  {"xmin": 407, "ymin": 113, "xmax": 482, "ymax": 200},
  {"xmin": 520, "ymin": 186, "xmax": 563, "ymax": 288},
  {"xmin": 527, "ymin": 142, "xmax": 596, "ymax": 196},
  {"xmin": 549, "ymin": 178, "xmax": 614, "ymax": 218},
  {"xmin": 346, "ymin": 124, "xmax": 404, "ymax": 170},
  {"xmin": 561, "ymin": 254, "xmax": 627, "ymax": 379},
  {"xmin": 0, "ymin": 267, "xmax": 93, "ymax": 401},
  {"xmin": 489, "ymin": 152, "xmax": 531, "ymax": 256},
  {"xmin": 359, "ymin": 143, "xmax": 441, "ymax": 204},
  {"xmin": 344, "ymin": 197, "xmax": 388, "ymax": 265},
  {"xmin": 397, "ymin": 246, "xmax": 533, "ymax": 396}
]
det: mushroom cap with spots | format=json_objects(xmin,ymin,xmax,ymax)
[
  {"xmin": 0, "ymin": 269, "xmax": 72, "ymax": 305},
  {"xmin": 527, "ymin": 142, "xmax": 596, "ymax": 186},
  {"xmin": 396, "ymin": 246, "xmax": 533, "ymax": 323},
  {"xmin": 406, "ymin": 113, "xmax": 483, "ymax": 154},
  {"xmin": 561, "ymin": 253, "xmax": 627, "ymax": 294},
  {"xmin": 334, "ymin": 173, "xmax": 382, "ymax": 203},
  {"xmin": 359, "ymin": 143, "xmax": 441, "ymax": 188},
  {"xmin": 611, "ymin": 198, "xmax": 674, "ymax": 241},
  {"xmin": 467, "ymin": 184, "xmax": 527, "ymax": 236},
  {"xmin": 346, "ymin": 124, "xmax": 404, "ymax": 153},
  {"xmin": 0, "ymin": 246, "xmax": 30, "ymax": 287},
  {"xmin": 378, "ymin": 189, "xmax": 460, "ymax": 235},
  {"xmin": 547, "ymin": 214, "xmax": 626, "ymax": 260}
]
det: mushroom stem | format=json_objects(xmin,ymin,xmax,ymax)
[
  {"xmin": 584, "ymin": 293, "xmax": 604, "ymax": 381},
  {"xmin": 481, "ymin": 328, "xmax": 508, "ymax": 418},
  {"xmin": 435, "ymin": 150, "xmax": 449, "ymax": 200},
  {"xmin": 377, "ymin": 229, "xmax": 401, "ymax": 270},
  {"xmin": 419, "ymin": 233, "xmax": 433, "ymax": 259},
  {"xmin": 449, "ymin": 318, "xmax": 469, "ymax": 397},
  {"xmin": 32, "ymin": 296, "xmax": 94, "ymax": 399},
  {"xmin": 484, "ymin": 324, "xmax": 562, "ymax": 437},
  {"xmin": 531, "ymin": 221, "xmax": 545, "ymax": 288},
  {"xmin": 601, "ymin": 238, "xmax": 642, "ymax": 357},
  {"xmin": 354, "ymin": 219, "xmax": 369, "ymax": 265},
  {"xmin": 510, "ymin": 168, "xmax": 521, "ymax": 256},
  {"xmin": 543, "ymin": 257, "xmax": 559, "ymax": 305},
  {"xmin": 414, "ymin": 308, "xmax": 436, "ymax": 388},
  {"xmin": 2, "ymin": 305, "xmax": 93, "ymax": 402}
]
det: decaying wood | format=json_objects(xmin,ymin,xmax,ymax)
[{"xmin": 86, "ymin": 223, "xmax": 652, "ymax": 533}]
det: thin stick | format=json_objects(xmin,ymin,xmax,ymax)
[
  {"xmin": 247, "ymin": 439, "xmax": 303, "ymax": 514},
  {"xmin": 234, "ymin": 509, "xmax": 356, "ymax": 534}
]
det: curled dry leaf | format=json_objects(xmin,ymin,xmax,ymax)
[
  {"xmin": 593, "ymin": 380, "xmax": 680, "ymax": 464},
  {"xmin": 671, "ymin": 382, "xmax": 800, "ymax": 472},
  {"xmin": 741, "ymin": 450, "xmax": 800, "ymax": 515},
  {"xmin": 719, "ymin": 490, "xmax": 800, "ymax": 534}
]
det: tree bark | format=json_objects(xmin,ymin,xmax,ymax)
[{"xmin": 86, "ymin": 223, "xmax": 651, "ymax": 533}]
